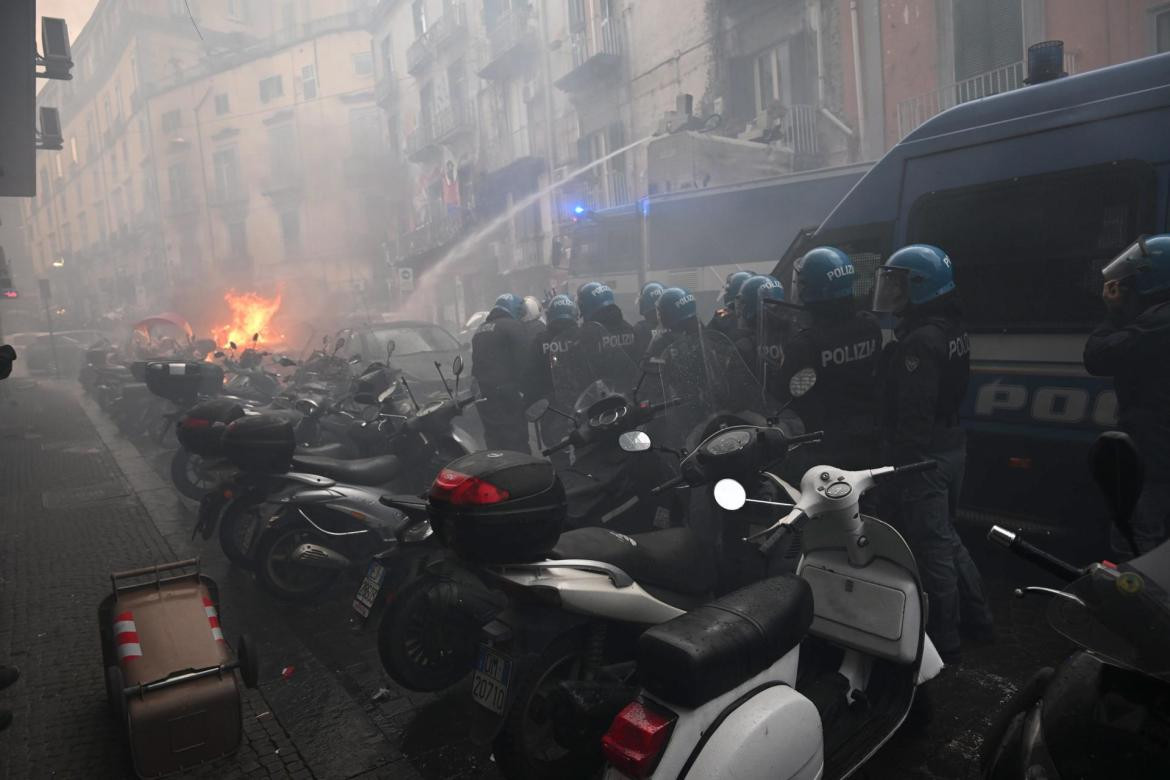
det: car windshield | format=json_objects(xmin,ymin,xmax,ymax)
[{"xmin": 368, "ymin": 324, "xmax": 458, "ymax": 356}]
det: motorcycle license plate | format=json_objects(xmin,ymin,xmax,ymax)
[
  {"xmin": 472, "ymin": 645, "xmax": 511, "ymax": 715},
  {"xmin": 351, "ymin": 561, "xmax": 386, "ymax": 618}
]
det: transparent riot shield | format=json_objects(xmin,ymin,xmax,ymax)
[
  {"xmin": 1047, "ymin": 562, "xmax": 1170, "ymax": 682},
  {"xmin": 657, "ymin": 326, "xmax": 770, "ymax": 454},
  {"xmin": 545, "ymin": 327, "xmax": 640, "ymax": 448},
  {"xmin": 757, "ymin": 299, "xmax": 809, "ymax": 403}
]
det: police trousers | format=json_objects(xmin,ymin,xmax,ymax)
[
  {"xmin": 477, "ymin": 386, "xmax": 531, "ymax": 454},
  {"xmin": 893, "ymin": 429, "xmax": 992, "ymax": 656},
  {"xmin": 1112, "ymin": 479, "xmax": 1170, "ymax": 558}
]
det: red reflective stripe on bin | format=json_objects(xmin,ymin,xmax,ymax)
[
  {"xmin": 203, "ymin": 597, "xmax": 225, "ymax": 643},
  {"xmin": 114, "ymin": 612, "xmax": 142, "ymax": 662}
]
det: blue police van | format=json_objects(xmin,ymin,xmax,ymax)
[{"xmin": 774, "ymin": 52, "xmax": 1170, "ymax": 533}]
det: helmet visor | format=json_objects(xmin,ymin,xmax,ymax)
[
  {"xmin": 872, "ymin": 267, "xmax": 910, "ymax": 313},
  {"xmin": 1102, "ymin": 239, "xmax": 1152, "ymax": 283}
]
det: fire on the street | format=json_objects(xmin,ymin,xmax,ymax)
[{"xmin": 214, "ymin": 290, "xmax": 283, "ymax": 349}]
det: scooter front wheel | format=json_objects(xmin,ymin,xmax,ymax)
[
  {"xmin": 218, "ymin": 498, "xmax": 261, "ymax": 569},
  {"xmin": 170, "ymin": 450, "xmax": 215, "ymax": 501}
]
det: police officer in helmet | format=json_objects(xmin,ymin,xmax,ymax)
[
  {"xmin": 1084, "ymin": 234, "xmax": 1170, "ymax": 555},
  {"xmin": 781, "ymin": 247, "xmax": 881, "ymax": 468},
  {"xmin": 708, "ymin": 271, "xmax": 753, "ymax": 337},
  {"xmin": 577, "ymin": 281, "xmax": 638, "ymax": 362},
  {"xmin": 733, "ymin": 275, "xmax": 784, "ymax": 374},
  {"xmin": 525, "ymin": 294, "xmax": 581, "ymax": 449},
  {"xmin": 633, "ymin": 282, "xmax": 665, "ymax": 360},
  {"xmin": 471, "ymin": 293, "xmax": 532, "ymax": 453},
  {"xmin": 873, "ymin": 244, "xmax": 993, "ymax": 664}
]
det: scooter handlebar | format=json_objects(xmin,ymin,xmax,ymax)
[
  {"xmin": 647, "ymin": 397, "xmax": 684, "ymax": 415},
  {"xmin": 988, "ymin": 525, "xmax": 1084, "ymax": 583},
  {"xmin": 541, "ymin": 434, "xmax": 576, "ymax": 457},
  {"xmin": 759, "ymin": 510, "xmax": 807, "ymax": 555},
  {"xmin": 891, "ymin": 460, "xmax": 937, "ymax": 476},
  {"xmin": 650, "ymin": 475, "xmax": 685, "ymax": 495},
  {"xmin": 785, "ymin": 431, "xmax": 823, "ymax": 446}
]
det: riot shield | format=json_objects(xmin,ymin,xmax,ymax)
[
  {"xmin": 657, "ymin": 326, "xmax": 770, "ymax": 453},
  {"xmin": 757, "ymin": 298, "xmax": 809, "ymax": 402},
  {"xmin": 545, "ymin": 327, "xmax": 640, "ymax": 448}
]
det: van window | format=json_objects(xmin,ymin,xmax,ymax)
[{"xmin": 906, "ymin": 163, "xmax": 1156, "ymax": 332}]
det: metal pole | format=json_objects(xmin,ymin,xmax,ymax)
[{"xmin": 42, "ymin": 283, "xmax": 60, "ymax": 379}]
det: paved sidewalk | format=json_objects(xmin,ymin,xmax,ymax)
[{"xmin": 0, "ymin": 379, "xmax": 310, "ymax": 779}]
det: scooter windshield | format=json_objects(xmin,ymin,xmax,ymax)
[
  {"xmin": 545, "ymin": 327, "xmax": 639, "ymax": 447},
  {"xmin": 657, "ymin": 327, "xmax": 770, "ymax": 452},
  {"xmin": 1048, "ymin": 558, "xmax": 1170, "ymax": 682}
]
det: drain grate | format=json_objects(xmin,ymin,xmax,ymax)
[{"xmin": 41, "ymin": 481, "xmax": 131, "ymax": 509}]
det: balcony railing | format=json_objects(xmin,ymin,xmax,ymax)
[
  {"xmin": 578, "ymin": 168, "xmax": 631, "ymax": 212},
  {"xmin": 400, "ymin": 201, "xmax": 466, "ymax": 258},
  {"xmin": 431, "ymin": 100, "xmax": 475, "ymax": 145},
  {"xmin": 896, "ymin": 53, "xmax": 1078, "ymax": 138},
  {"xmin": 406, "ymin": 3, "xmax": 468, "ymax": 75},
  {"xmin": 555, "ymin": 14, "xmax": 625, "ymax": 92},
  {"xmin": 777, "ymin": 104, "xmax": 819, "ymax": 157},
  {"xmin": 479, "ymin": 7, "xmax": 538, "ymax": 80}
]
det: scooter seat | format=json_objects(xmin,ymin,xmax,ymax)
[
  {"xmin": 295, "ymin": 441, "xmax": 350, "ymax": 459},
  {"xmin": 550, "ymin": 527, "xmax": 717, "ymax": 596},
  {"xmin": 290, "ymin": 454, "xmax": 401, "ymax": 485},
  {"xmin": 637, "ymin": 576, "xmax": 814, "ymax": 708}
]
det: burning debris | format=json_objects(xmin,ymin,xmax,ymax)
[{"xmin": 214, "ymin": 290, "xmax": 283, "ymax": 349}]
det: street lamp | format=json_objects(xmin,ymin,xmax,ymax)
[{"xmin": 51, "ymin": 256, "xmax": 64, "ymax": 268}]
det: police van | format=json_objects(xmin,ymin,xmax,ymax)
[{"xmin": 773, "ymin": 52, "xmax": 1170, "ymax": 532}]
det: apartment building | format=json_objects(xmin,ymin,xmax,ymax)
[{"xmin": 22, "ymin": 0, "xmax": 384, "ymax": 325}]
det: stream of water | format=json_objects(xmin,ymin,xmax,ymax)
[{"xmin": 400, "ymin": 134, "xmax": 655, "ymax": 320}]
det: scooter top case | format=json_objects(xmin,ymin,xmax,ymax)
[{"xmin": 97, "ymin": 559, "xmax": 258, "ymax": 779}]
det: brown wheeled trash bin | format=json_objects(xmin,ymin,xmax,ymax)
[{"xmin": 97, "ymin": 559, "xmax": 258, "ymax": 778}]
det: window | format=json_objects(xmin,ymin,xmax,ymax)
[
  {"xmin": 215, "ymin": 93, "xmax": 230, "ymax": 115},
  {"xmin": 280, "ymin": 209, "xmax": 301, "ymax": 251},
  {"xmin": 212, "ymin": 146, "xmax": 242, "ymax": 200},
  {"xmin": 161, "ymin": 109, "xmax": 181, "ymax": 133},
  {"xmin": 353, "ymin": 51, "xmax": 373, "ymax": 76},
  {"xmin": 227, "ymin": 0, "xmax": 249, "ymax": 20},
  {"xmin": 953, "ymin": 0, "xmax": 1023, "ymax": 81},
  {"xmin": 268, "ymin": 123, "xmax": 299, "ymax": 175},
  {"xmin": 301, "ymin": 65, "xmax": 317, "ymax": 100},
  {"xmin": 412, "ymin": 0, "xmax": 428, "ymax": 37},
  {"xmin": 168, "ymin": 162, "xmax": 191, "ymax": 202},
  {"xmin": 905, "ymin": 163, "xmax": 1157, "ymax": 331},
  {"xmin": 567, "ymin": 0, "xmax": 586, "ymax": 30},
  {"xmin": 754, "ymin": 47, "xmax": 780, "ymax": 114},
  {"xmin": 349, "ymin": 107, "xmax": 382, "ymax": 151},
  {"xmin": 380, "ymin": 34, "xmax": 393, "ymax": 78},
  {"xmin": 1157, "ymin": 9, "xmax": 1170, "ymax": 53},
  {"xmin": 259, "ymin": 75, "xmax": 283, "ymax": 103},
  {"xmin": 227, "ymin": 220, "xmax": 247, "ymax": 256}
]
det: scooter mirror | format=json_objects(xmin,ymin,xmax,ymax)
[
  {"xmin": 452, "ymin": 354, "xmax": 464, "ymax": 376},
  {"xmin": 386, "ymin": 339, "xmax": 396, "ymax": 359},
  {"xmin": 619, "ymin": 431, "xmax": 652, "ymax": 452},
  {"xmin": 525, "ymin": 398, "xmax": 550, "ymax": 422},
  {"xmin": 789, "ymin": 367, "xmax": 817, "ymax": 398},
  {"xmin": 252, "ymin": 333, "xmax": 260, "ymax": 343},
  {"xmin": 229, "ymin": 341, "xmax": 237, "ymax": 351},
  {"xmin": 1088, "ymin": 432, "xmax": 1143, "ymax": 545},
  {"xmin": 333, "ymin": 337, "xmax": 346, "ymax": 354},
  {"xmin": 714, "ymin": 478, "xmax": 747, "ymax": 511}
]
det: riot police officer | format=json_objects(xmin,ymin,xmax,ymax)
[
  {"xmin": 525, "ymin": 294, "xmax": 580, "ymax": 404},
  {"xmin": 873, "ymin": 244, "xmax": 993, "ymax": 664},
  {"xmin": 708, "ymin": 271, "xmax": 753, "ymax": 337},
  {"xmin": 471, "ymin": 293, "xmax": 532, "ymax": 453},
  {"xmin": 1084, "ymin": 234, "xmax": 1170, "ymax": 555},
  {"xmin": 780, "ymin": 246, "xmax": 881, "ymax": 468},
  {"xmin": 733, "ymin": 275, "xmax": 784, "ymax": 374},
  {"xmin": 633, "ymin": 282, "xmax": 665, "ymax": 360},
  {"xmin": 577, "ymin": 281, "xmax": 638, "ymax": 362}
]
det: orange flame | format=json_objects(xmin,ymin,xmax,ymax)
[{"xmin": 214, "ymin": 290, "xmax": 283, "ymax": 349}]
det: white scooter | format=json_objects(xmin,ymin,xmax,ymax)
[{"xmin": 600, "ymin": 457, "xmax": 945, "ymax": 780}]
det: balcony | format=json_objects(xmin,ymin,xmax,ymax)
[
  {"xmin": 483, "ymin": 125, "xmax": 543, "ymax": 178},
  {"xmin": 555, "ymin": 14, "xmax": 625, "ymax": 93},
  {"xmin": 432, "ymin": 100, "xmax": 476, "ymax": 146},
  {"xmin": 478, "ymin": 7, "xmax": 538, "ymax": 81},
  {"xmin": 405, "ymin": 3, "xmax": 469, "ymax": 75},
  {"xmin": 208, "ymin": 187, "xmax": 249, "ymax": 213},
  {"xmin": 896, "ymin": 52, "xmax": 1078, "ymax": 138},
  {"xmin": 164, "ymin": 198, "xmax": 200, "ymax": 219},
  {"xmin": 564, "ymin": 168, "xmax": 631, "ymax": 219},
  {"xmin": 375, "ymin": 74, "xmax": 400, "ymax": 107},
  {"xmin": 260, "ymin": 169, "xmax": 305, "ymax": 203},
  {"xmin": 399, "ymin": 201, "xmax": 466, "ymax": 258}
]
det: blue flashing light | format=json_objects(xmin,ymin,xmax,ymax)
[{"xmin": 573, "ymin": 205, "xmax": 586, "ymax": 215}]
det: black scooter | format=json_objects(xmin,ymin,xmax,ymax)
[{"xmin": 981, "ymin": 431, "xmax": 1170, "ymax": 780}]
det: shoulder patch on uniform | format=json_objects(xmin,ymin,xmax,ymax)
[{"xmin": 904, "ymin": 355, "xmax": 920, "ymax": 373}]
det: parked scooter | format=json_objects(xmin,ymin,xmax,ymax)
[
  {"xmin": 979, "ymin": 431, "xmax": 1170, "ymax": 780},
  {"xmin": 596, "ymin": 445, "xmax": 944, "ymax": 780},
  {"xmin": 239, "ymin": 356, "xmax": 478, "ymax": 601}
]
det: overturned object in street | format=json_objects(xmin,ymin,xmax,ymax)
[{"xmin": 97, "ymin": 558, "xmax": 258, "ymax": 778}]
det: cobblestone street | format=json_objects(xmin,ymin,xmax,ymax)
[{"xmin": 0, "ymin": 378, "xmax": 1077, "ymax": 779}]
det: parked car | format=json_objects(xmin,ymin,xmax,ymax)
[
  {"xmin": 337, "ymin": 320, "xmax": 464, "ymax": 396},
  {"xmin": 25, "ymin": 330, "xmax": 107, "ymax": 374}
]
